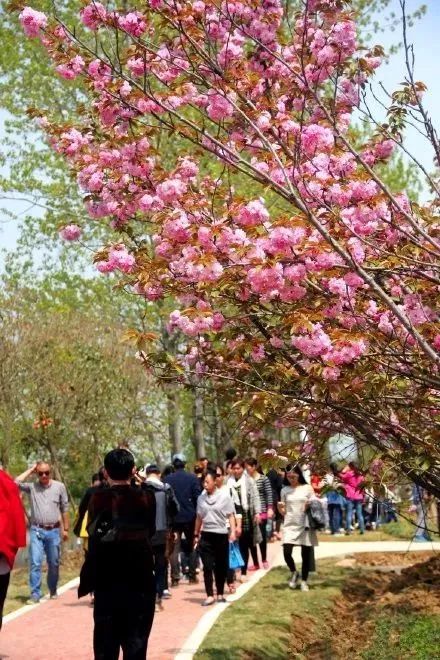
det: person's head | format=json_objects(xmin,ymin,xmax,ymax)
[
  {"xmin": 194, "ymin": 464, "xmax": 204, "ymax": 477},
  {"xmin": 203, "ymin": 469, "xmax": 217, "ymax": 494},
  {"xmin": 329, "ymin": 462, "xmax": 339, "ymax": 476},
  {"xmin": 225, "ymin": 446, "xmax": 237, "ymax": 462},
  {"xmin": 161, "ymin": 464, "xmax": 173, "ymax": 479},
  {"xmin": 199, "ymin": 457, "xmax": 209, "ymax": 469},
  {"xmin": 146, "ymin": 464, "xmax": 161, "ymax": 478},
  {"xmin": 91, "ymin": 473, "xmax": 101, "ymax": 487},
  {"xmin": 285, "ymin": 464, "xmax": 307, "ymax": 486},
  {"xmin": 245, "ymin": 457, "xmax": 259, "ymax": 477},
  {"xmin": 36, "ymin": 461, "xmax": 51, "ymax": 486},
  {"xmin": 172, "ymin": 453, "xmax": 186, "ymax": 470},
  {"xmin": 215, "ymin": 464, "xmax": 225, "ymax": 488},
  {"xmin": 104, "ymin": 448, "xmax": 135, "ymax": 482},
  {"xmin": 348, "ymin": 461, "xmax": 360, "ymax": 474},
  {"xmin": 230, "ymin": 457, "xmax": 245, "ymax": 480}
]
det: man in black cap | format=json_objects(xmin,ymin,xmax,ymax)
[
  {"xmin": 142, "ymin": 464, "xmax": 179, "ymax": 610},
  {"xmin": 164, "ymin": 454, "xmax": 201, "ymax": 585}
]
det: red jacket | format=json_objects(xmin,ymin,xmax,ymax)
[{"xmin": 0, "ymin": 469, "xmax": 27, "ymax": 569}]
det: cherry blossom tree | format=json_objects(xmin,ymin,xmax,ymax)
[{"xmin": 15, "ymin": 0, "xmax": 440, "ymax": 494}]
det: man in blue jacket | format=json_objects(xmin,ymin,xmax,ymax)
[{"xmin": 164, "ymin": 454, "xmax": 201, "ymax": 585}]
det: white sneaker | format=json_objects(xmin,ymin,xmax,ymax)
[
  {"xmin": 300, "ymin": 581, "xmax": 309, "ymax": 592},
  {"xmin": 288, "ymin": 571, "xmax": 299, "ymax": 589}
]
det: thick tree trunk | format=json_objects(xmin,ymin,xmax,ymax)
[
  {"xmin": 166, "ymin": 386, "xmax": 182, "ymax": 458},
  {"xmin": 192, "ymin": 383, "xmax": 206, "ymax": 459},
  {"xmin": 213, "ymin": 398, "xmax": 224, "ymax": 462}
]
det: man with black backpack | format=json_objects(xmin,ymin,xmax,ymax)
[
  {"xmin": 78, "ymin": 448, "xmax": 156, "ymax": 660},
  {"xmin": 142, "ymin": 464, "xmax": 179, "ymax": 611}
]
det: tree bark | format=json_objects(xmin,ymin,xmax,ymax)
[
  {"xmin": 166, "ymin": 386, "xmax": 182, "ymax": 458},
  {"xmin": 192, "ymin": 382, "xmax": 206, "ymax": 459}
]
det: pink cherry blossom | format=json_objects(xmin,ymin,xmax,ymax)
[
  {"xmin": 19, "ymin": 7, "xmax": 47, "ymax": 37},
  {"xmin": 59, "ymin": 224, "xmax": 82, "ymax": 241}
]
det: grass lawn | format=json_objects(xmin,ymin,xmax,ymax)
[
  {"xmin": 195, "ymin": 563, "xmax": 347, "ymax": 659},
  {"xmin": 317, "ymin": 517, "xmax": 440, "ymax": 543},
  {"xmin": 195, "ymin": 552, "xmax": 440, "ymax": 660},
  {"xmin": 4, "ymin": 548, "xmax": 83, "ymax": 615}
]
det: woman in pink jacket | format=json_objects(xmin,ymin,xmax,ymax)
[{"xmin": 340, "ymin": 463, "xmax": 365, "ymax": 535}]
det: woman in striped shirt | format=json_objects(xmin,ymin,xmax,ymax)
[{"xmin": 245, "ymin": 458, "xmax": 274, "ymax": 570}]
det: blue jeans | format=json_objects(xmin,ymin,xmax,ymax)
[
  {"xmin": 345, "ymin": 500, "xmax": 365, "ymax": 533},
  {"xmin": 328, "ymin": 503, "xmax": 342, "ymax": 534},
  {"xmin": 29, "ymin": 526, "xmax": 61, "ymax": 600}
]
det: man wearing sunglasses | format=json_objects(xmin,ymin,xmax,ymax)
[{"xmin": 15, "ymin": 461, "xmax": 69, "ymax": 604}]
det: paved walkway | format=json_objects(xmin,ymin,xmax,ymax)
[{"xmin": 1, "ymin": 540, "xmax": 438, "ymax": 659}]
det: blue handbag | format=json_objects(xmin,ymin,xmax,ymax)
[{"xmin": 229, "ymin": 541, "xmax": 245, "ymax": 569}]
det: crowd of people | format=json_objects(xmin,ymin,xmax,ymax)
[{"xmin": 0, "ymin": 449, "xmax": 437, "ymax": 659}]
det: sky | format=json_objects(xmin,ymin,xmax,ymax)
[{"xmin": 1, "ymin": 0, "xmax": 439, "ymax": 265}]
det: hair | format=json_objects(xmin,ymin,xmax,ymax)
[
  {"xmin": 104, "ymin": 448, "xmax": 135, "ymax": 481},
  {"xmin": 216, "ymin": 464, "xmax": 225, "ymax": 476},
  {"xmin": 285, "ymin": 464, "xmax": 307, "ymax": 485},
  {"xmin": 199, "ymin": 456, "xmax": 208, "ymax": 462},
  {"xmin": 204, "ymin": 468, "xmax": 217, "ymax": 481},
  {"xmin": 206, "ymin": 460, "xmax": 217, "ymax": 473},
  {"xmin": 161, "ymin": 464, "xmax": 174, "ymax": 479},
  {"xmin": 348, "ymin": 461, "xmax": 361, "ymax": 474},
  {"xmin": 194, "ymin": 464, "xmax": 204, "ymax": 475},
  {"xmin": 245, "ymin": 457, "xmax": 258, "ymax": 468},
  {"xmin": 329, "ymin": 462, "xmax": 339, "ymax": 476},
  {"xmin": 92, "ymin": 472, "xmax": 100, "ymax": 483},
  {"xmin": 173, "ymin": 458, "xmax": 185, "ymax": 470},
  {"xmin": 230, "ymin": 457, "xmax": 245, "ymax": 468},
  {"xmin": 225, "ymin": 446, "xmax": 237, "ymax": 461},
  {"xmin": 36, "ymin": 460, "xmax": 50, "ymax": 469}
]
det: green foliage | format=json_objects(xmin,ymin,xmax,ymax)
[{"xmin": 362, "ymin": 613, "xmax": 440, "ymax": 659}]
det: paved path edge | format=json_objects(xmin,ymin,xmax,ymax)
[
  {"xmin": 175, "ymin": 540, "xmax": 440, "ymax": 660},
  {"xmin": 3, "ymin": 577, "xmax": 80, "ymax": 625}
]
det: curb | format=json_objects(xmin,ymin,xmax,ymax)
[
  {"xmin": 175, "ymin": 546, "xmax": 283, "ymax": 660},
  {"xmin": 2, "ymin": 577, "xmax": 80, "ymax": 625}
]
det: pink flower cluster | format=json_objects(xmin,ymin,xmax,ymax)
[
  {"xmin": 169, "ymin": 309, "xmax": 225, "ymax": 337},
  {"xmin": 118, "ymin": 12, "xmax": 146, "ymax": 37},
  {"xmin": 96, "ymin": 245, "xmax": 136, "ymax": 274},
  {"xmin": 19, "ymin": 7, "xmax": 47, "ymax": 37},
  {"xmin": 80, "ymin": 2, "xmax": 107, "ymax": 30},
  {"xmin": 59, "ymin": 224, "xmax": 82, "ymax": 241},
  {"xmin": 56, "ymin": 55, "xmax": 85, "ymax": 80}
]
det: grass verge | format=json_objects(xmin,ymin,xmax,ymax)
[
  {"xmin": 5, "ymin": 548, "xmax": 83, "ymax": 615},
  {"xmin": 195, "ymin": 552, "xmax": 439, "ymax": 660}
]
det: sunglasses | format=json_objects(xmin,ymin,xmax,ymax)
[{"xmin": 38, "ymin": 471, "xmax": 50, "ymax": 476}]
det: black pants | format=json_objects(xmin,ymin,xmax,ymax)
[
  {"xmin": 199, "ymin": 532, "xmax": 229, "ymax": 597},
  {"xmin": 0, "ymin": 572, "xmax": 10, "ymax": 631},
  {"xmin": 238, "ymin": 529, "xmax": 253, "ymax": 576},
  {"xmin": 250, "ymin": 522, "xmax": 268, "ymax": 565},
  {"xmin": 93, "ymin": 589, "xmax": 155, "ymax": 660},
  {"xmin": 171, "ymin": 520, "xmax": 197, "ymax": 580},
  {"xmin": 153, "ymin": 544, "xmax": 167, "ymax": 598},
  {"xmin": 283, "ymin": 544, "xmax": 314, "ymax": 582}
]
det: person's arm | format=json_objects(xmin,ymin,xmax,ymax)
[
  {"xmin": 228, "ymin": 513, "xmax": 236, "ymax": 542},
  {"xmin": 264, "ymin": 477, "xmax": 274, "ymax": 518},
  {"xmin": 194, "ymin": 513, "xmax": 202, "ymax": 547},
  {"xmin": 59, "ymin": 485, "xmax": 70, "ymax": 541},
  {"xmin": 277, "ymin": 488, "xmax": 286, "ymax": 516},
  {"xmin": 251, "ymin": 479, "xmax": 261, "ymax": 521},
  {"xmin": 73, "ymin": 489, "xmax": 92, "ymax": 537},
  {"xmin": 15, "ymin": 463, "xmax": 37, "ymax": 484}
]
